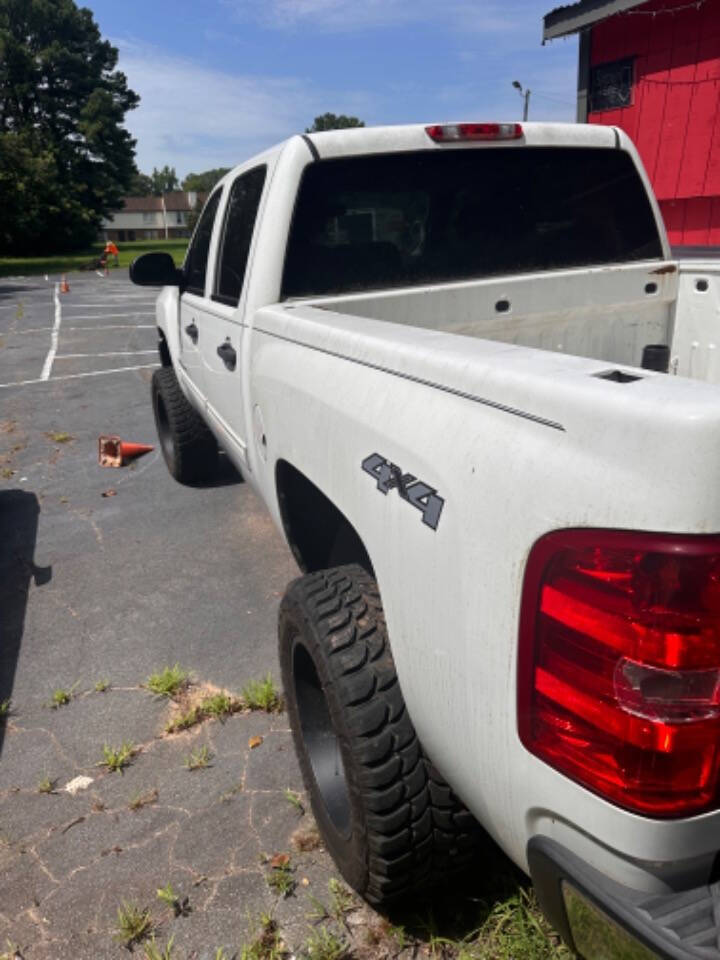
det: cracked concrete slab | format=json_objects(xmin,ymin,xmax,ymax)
[
  {"xmin": 0, "ymin": 274, "xmax": 372, "ymax": 958},
  {"xmin": 0, "ymin": 274, "xmax": 526, "ymax": 960}
]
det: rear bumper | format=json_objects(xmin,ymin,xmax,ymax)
[{"xmin": 528, "ymin": 837, "xmax": 720, "ymax": 959}]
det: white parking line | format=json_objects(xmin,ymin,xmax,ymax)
[
  {"xmin": 59, "ymin": 312, "xmax": 155, "ymax": 320},
  {"xmin": 40, "ymin": 283, "xmax": 62, "ymax": 380},
  {"xmin": 55, "ymin": 351, "xmax": 157, "ymax": 359},
  {"xmin": 0, "ymin": 363, "xmax": 159, "ymax": 389},
  {"xmin": 13, "ymin": 324, "xmax": 155, "ymax": 334}
]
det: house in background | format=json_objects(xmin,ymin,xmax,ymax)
[
  {"xmin": 543, "ymin": 0, "xmax": 720, "ymax": 248},
  {"xmin": 102, "ymin": 191, "xmax": 206, "ymax": 242}
]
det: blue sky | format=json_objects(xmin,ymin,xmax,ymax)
[{"xmin": 87, "ymin": 0, "xmax": 579, "ymax": 179}]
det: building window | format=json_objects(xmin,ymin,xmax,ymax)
[
  {"xmin": 176, "ymin": 211, "xmax": 184, "ymax": 224},
  {"xmin": 590, "ymin": 58, "xmax": 634, "ymax": 112},
  {"xmin": 142, "ymin": 212, "xmax": 154, "ymax": 223}
]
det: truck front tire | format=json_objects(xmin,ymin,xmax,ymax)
[
  {"xmin": 278, "ymin": 563, "xmax": 480, "ymax": 905},
  {"xmin": 151, "ymin": 367, "xmax": 218, "ymax": 484}
]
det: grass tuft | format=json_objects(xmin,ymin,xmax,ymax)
[
  {"xmin": 0, "ymin": 940, "xmax": 22, "ymax": 960},
  {"xmin": 143, "ymin": 935, "xmax": 175, "ymax": 960},
  {"xmin": 165, "ymin": 706, "xmax": 200, "ymax": 734},
  {"xmin": 0, "ymin": 699, "xmax": 11, "ymax": 722},
  {"xmin": 99, "ymin": 741, "xmax": 135, "ymax": 773},
  {"xmin": 94, "ymin": 678, "xmax": 110, "ymax": 693},
  {"xmin": 240, "ymin": 913, "xmax": 284, "ymax": 960},
  {"xmin": 242, "ymin": 673, "xmax": 282, "ymax": 713},
  {"xmin": 113, "ymin": 901, "xmax": 152, "ymax": 947},
  {"xmin": 303, "ymin": 926, "xmax": 347, "ymax": 960},
  {"xmin": 48, "ymin": 431, "xmax": 73, "ymax": 444},
  {"xmin": 37, "ymin": 775, "xmax": 57, "ymax": 795},
  {"xmin": 129, "ymin": 788, "xmax": 158, "ymax": 811},
  {"xmin": 284, "ymin": 788, "xmax": 304, "ymax": 814},
  {"xmin": 146, "ymin": 664, "xmax": 189, "ymax": 698},
  {"xmin": 201, "ymin": 691, "xmax": 239, "ymax": 719},
  {"xmin": 50, "ymin": 682, "xmax": 78, "ymax": 709},
  {"xmin": 266, "ymin": 856, "xmax": 295, "ymax": 898},
  {"xmin": 328, "ymin": 878, "xmax": 355, "ymax": 922},
  {"xmin": 184, "ymin": 745, "xmax": 212, "ymax": 771}
]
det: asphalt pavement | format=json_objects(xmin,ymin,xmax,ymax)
[{"xmin": 0, "ymin": 271, "xmax": 367, "ymax": 959}]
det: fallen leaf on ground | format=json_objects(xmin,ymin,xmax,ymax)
[
  {"xmin": 101, "ymin": 488, "xmax": 117, "ymax": 497},
  {"xmin": 248, "ymin": 735, "xmax": 263, "ymax": 749},
  {"xmin": 270, "ymin": 853, "xmax": 290, "ymax": 869}
]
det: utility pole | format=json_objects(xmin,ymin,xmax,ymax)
[{"xmin": 512, "ymin": 80, "xmax": 531, "ymax": 121}]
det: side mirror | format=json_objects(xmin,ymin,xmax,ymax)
[{"xmin": 129, "ymin": 252, "xmax": 182, "ymax": 287}]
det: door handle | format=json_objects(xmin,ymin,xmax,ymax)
[
  {"xmin": 217, "ymin": 339, "xmax": 237, "ymax": 371},
  {"xmin": 184, "ymin": 321, "xmax": 198, "ymax": 344}
]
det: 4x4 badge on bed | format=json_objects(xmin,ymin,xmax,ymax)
[{"xmin": 361, "ymin": 453, "xmax": 445, "ymax": 530}]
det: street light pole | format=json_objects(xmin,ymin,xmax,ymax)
[{"xmin": 512, "ymin": 80, "xmax": 531, "ymax": 121}]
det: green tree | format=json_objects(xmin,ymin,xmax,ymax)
[
  {"xmin": 0, "ymin": 0, "xmax": 139, "ymax": 254},
  {"xmin": 182, "ymin": 167, "xmax": 230, "ymax": 193},
  {"xmin": 150, "ymin": 165, "xmax": 179, "ymax": 195},
  {"xmin": 305, "ymin": 113, "xmax": 365, "ymax": 133},
  {"xmin": 129, "ymin": 170, "xmax": 153, "ymax": 195}
]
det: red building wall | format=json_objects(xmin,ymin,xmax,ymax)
[{"xmin": 588, "ymin": 0, "xmax": 720, "ymax": 245}]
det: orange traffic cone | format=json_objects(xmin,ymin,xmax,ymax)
[
  {"xmin": 60, "ymin": 275, "xmax": 70, "ymax": 294},
  {"xmin": 98, "ymin": 435, "xmax": 154, "ymax": 468}
]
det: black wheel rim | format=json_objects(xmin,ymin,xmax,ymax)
[
  {"xmin": 154, "ymin": 390, "xmax": 175, "ymax": 467},
  {"xmin": 293, "ymin": 640, "xmax": 351, "ymax": 833}
]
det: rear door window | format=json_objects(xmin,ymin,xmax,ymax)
[
  {"xmin": 282, "ymin": 147, "xmax": 663, "ymax": 298},
  {"xmin": 213, "ymin": 166, "xmax": 267, "ymax": 306},
  {"xmin": 184, "ymin": 189, "xmax": 222, "ymax": 296}
]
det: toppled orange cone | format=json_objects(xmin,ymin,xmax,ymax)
[{"xmin": 99, "ymin": 435, "xmax": 154, "ymax": 468}]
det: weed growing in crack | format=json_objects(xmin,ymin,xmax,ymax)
[
  {"xmin": 129, "ymin": 788, "xmax": 158, "ymax": 811},
  {"xmin": 100, "ymin": 741, "xmax": 135, "ymax": 773},
  {"xmin": 220, "ymin": 783, "xmax": 243, "ymax": 803},
  {"xmin": 284, "ymin": 788, "xmax": 304, "ymax": 814},
  {"xmin": 201, "ymin": 691, "xmax": 239, "ymax": 719},
  {"xmin": 50, "ymin": 682, "xmax": 78, "ymax": 708},
  {"xmin": 37, "ymin": 775, "xmax": 56, "ymax": 794},
  {"xmin": 184, "ymin": 745, "xmax": 212, "ymax": 771},
  {"xmin": 48, "ymin": 431, "xmax": 73, "ymax": 444},
  {"xmin": 156, "ymin": 882, "xmax": 190, "ymax": 917},
  {"xmin": 240, "ymin": 913, "xmax": 284, "ymax": 960},
  {"xmin": 303, "ymin": 926, "xmax": 347, "ymax": 960},
  {"xmin": 266, "ymin": 855, "xmax": 295, "ymax": 898},
  {"xmin": 113, "ymin": 901, "xmax": 152, "ymax": 947},
  {"xmin": 146, "ymin": 664, "xmax": 189, "ymax": 698},
  {"xmin": 213, "ymin": 949, "xmax": 232, "ymax": 960},
  {"xmin": 0, "ymin": 699, "xmax": 10, "ymax": 722},
  {"xmin": 94, "ymin": 678, "xmax": 110, "ymax": 692},
  {"xmin": 328, "ymin": 879, "xmax": 355, "ymax": 922},
  {"xmin": 165, "ymin": 706, "xmax": 200, "ymax": 734},
  {"xmin": 242, "ymin": 673, "xmax": 282, "ymax": 712},
  {"xmin": 0, "ymin": 939, "xmax": 22, "ymax": 960},
  {"xmin": 142, "ymin": 935, "xmax": 174, "ymax": 960}
]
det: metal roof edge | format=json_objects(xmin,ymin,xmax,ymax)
[{"xmin": 543, "ymin": 0, "xmax": 645, "ymax": 40}]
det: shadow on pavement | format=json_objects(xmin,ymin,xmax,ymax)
[
  {"xmin": 0, "ymin": 490, "xmax": 51, "ymax": 755},
  {"xmin": 190, "ymin": 452, "xmax": 245, "ymax": 489}
]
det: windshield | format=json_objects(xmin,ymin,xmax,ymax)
[{"xmin": 282, "ymin": 146, "xmax": 663, "ymax": 298}]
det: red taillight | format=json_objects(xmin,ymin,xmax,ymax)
[
  {"xmin": 425, "ymin": 122, "xmax": 523, "ymax": 143},
  {"xmin": 518, "ymin": 529, "xmax": 720, "ymax": 817}
]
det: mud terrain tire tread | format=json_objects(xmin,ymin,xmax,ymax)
[{"xmin": 151, "ymin": 366, "xmax": 218, "ymax": 484}]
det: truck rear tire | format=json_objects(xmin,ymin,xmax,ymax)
[
  {"xmin": 151, "ymin": 367, "xmax": 218, "ymax": 484},
  {"xmin": 278, "ymin": 563, "xmax": 480, "ymax": 905}
]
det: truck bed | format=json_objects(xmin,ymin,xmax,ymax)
[{"xmin": 306, "ymin": 260, "xmax": 676, "ymax": 369}]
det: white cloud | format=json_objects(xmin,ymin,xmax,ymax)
[{"xmin": 115, "ymin": 40, "xmax": 369, "ymax": 176}]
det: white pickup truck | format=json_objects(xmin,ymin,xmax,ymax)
[{"xmin": 131, "ymin": 121, "xmax": 720, "ymax": 960}]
